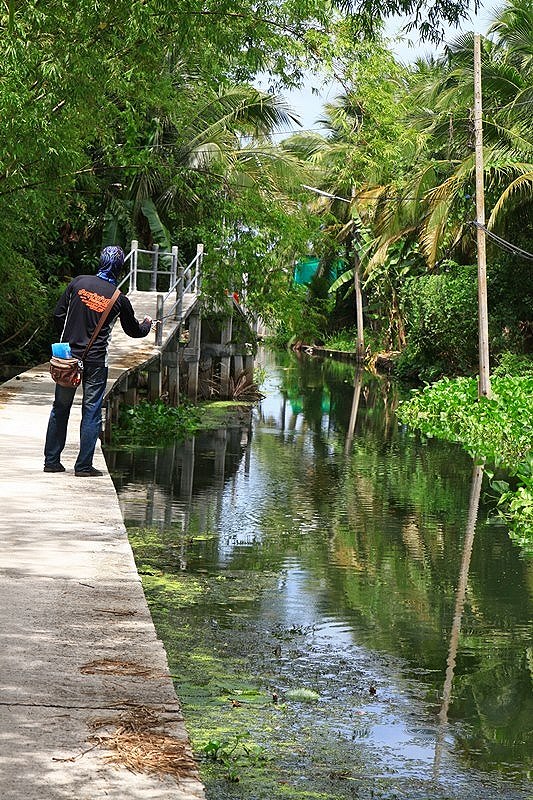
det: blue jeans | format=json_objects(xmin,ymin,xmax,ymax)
[{"xmin": 44, "ymin": 364, "xmax": 108, "ymax": 472}]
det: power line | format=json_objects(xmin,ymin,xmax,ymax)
[{"xmin": 470, "ymin": 220, "xmax": 533, "ymax": 261}]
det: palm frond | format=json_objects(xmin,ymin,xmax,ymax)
[
  {"xmin": 489, "ymin": 170, "xmax": 533, "ymax": 226},
  {"xmin": 140, "ymin": 198, "xmax": 172, "ymax": 256}
]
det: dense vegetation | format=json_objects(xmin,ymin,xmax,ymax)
[
  {"xmin": 398, "ymin": 372, "xmax": 533, "ymax": 551},
  {"xmin": 0, "ymin": 1, "xmax": 530, "ymax": 534},
  {"xmin": 277, "ymin": 1, "xmax": 533, "ymax": 371},
  {"xmin": 1, "ymin": 0, "xmax": 530, "ymax": 375}
]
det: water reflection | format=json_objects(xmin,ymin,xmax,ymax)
[
  {"xmin": 433, "ymin": 463, "xmax": 483, "ymax": 778},
  {"xmin": 345, "ymin": 366, "xmax": 363, "ymax": 454},
  {"xmin": 106, "ymin": 349, "xmax": 532, "ymax": 799}
]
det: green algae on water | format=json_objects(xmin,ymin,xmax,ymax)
[{"xmin": 127, "ymin": 525, "xmax": 373, "ymax": 800}]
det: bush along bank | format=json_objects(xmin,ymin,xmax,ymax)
[{"xmin": 397, "ymin": 375, "xmax": 533, "ymax": 555}]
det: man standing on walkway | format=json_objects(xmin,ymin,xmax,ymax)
[{"xmin": 44, "ymin": 245, "xmax": 152, "ymax": 477}]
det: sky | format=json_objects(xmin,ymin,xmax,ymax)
[{"xmin": 263, "ymin": 0, "xmax": 501, "ymax": 134}]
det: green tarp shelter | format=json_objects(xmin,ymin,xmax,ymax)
[
  {"xmin": 294, "ymin": 257, "xmax": 345, "ymax": 287},
  {"xmin": 294, "ymin": 257, "xmax": 320, "ymax": 286}
]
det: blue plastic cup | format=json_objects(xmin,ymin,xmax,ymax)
[{"xmin": 52, "ymin": 342, "xmax": 72, "ymax": 358}]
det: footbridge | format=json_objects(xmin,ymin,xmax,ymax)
[
  {"xmin": 107, "ymin": 241, "xmax": 204, "ymax": 416},
  {"xmin": 0, "ymin": 242, "xmax": 207, "ymax": 799}
]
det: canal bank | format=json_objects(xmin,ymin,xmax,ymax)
[{"xmin": 0, "ymin": 365, "xmax": 204, "ymax": 800}]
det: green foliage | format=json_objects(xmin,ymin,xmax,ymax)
[
  {"xmin": 398, "ymin": 375, "xmax": 533, "ymax": 549},
  {"xmin": 304, "ymin": 0, "xmax": 533, "ymax": 367},
  {"xmin": 0, "ymin": 246, "xmax": 62, "ymax": 363},
  {"xmin": 396, "ymin": 262, "xmax": 479, "ymax": 380},
  {"xmin": 0, "ymin": 0, "xmax": 529, "ymax": 381},
  {"xmin": 493, "ymin": 352, "xmax": 533, "ymax": 377},
  {"xmin": 489, "ymin": 456, "xmax": 533, "ymax": 555},
  {"xmin": 195, "ymin": 188, "xmax": 321, "ymax": 323},
  {"xmin": 395, "ymin": 258, "xmax": 533, "ymax": 381},
  {"xmin": 270, "ymin": 284, "xmax": 333, "ymax": 347},
  {"xmin": 202, "ymin": 733, "xmax": 270, "ymax": 783},
  {"xmin": 398, "ymin": 375, "xmax": 532, "ymax": 465},
  {"xmin": 322, "ymin": 326, "xmax": 359, "ymax": 352},
  {"xmin": 113, "ymin": 400, "xmax": 201, "ymax": 447}
]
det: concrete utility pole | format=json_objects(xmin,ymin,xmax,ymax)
[
  {"xmin": 351, "ymin": 188, "xmax": 365, "ymax": 362},
  {"xmin": 473, "ymin": 34, "xmax": 492, "ymax": 399},
  {"xmin": 353, "ymin": 243, "xmax": 365, "ymax": 362}
]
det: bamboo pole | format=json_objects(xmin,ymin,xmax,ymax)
[{"xmin": 473, "ymin": 34, "xmax": 492, "ymax": 399}]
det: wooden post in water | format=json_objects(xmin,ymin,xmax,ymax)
[
  {"xmin": 187, "ymin": 310, "xmax": 201, "ymax": 401},
  {"xmin": 165, "ymin": 332, "xmax": 180, "ymax": 406},
  {"xmin": 148, "ymin": 354, "xmax": 162, "ymax": 401},
  {"xmin": 244, "ymin": 355, "xmax": 254, "ymax": 384},
  {"xmin": 354, "ymin": 249, "xmax": 365, "ymax": 362},
  {"xmin": 473, "ymin": 34, "xmax": 492, "ymax": 399},
  {"xmin": 233, "ymin": 354, "xmax": 244, "ymax": 379},
  {"xmin": 124, "ymin": 371, "xmax": 138, "ymax": 406},
  {"xmin": 219, "ymin": 308, "xmax": 233, "ymax": 398},
  {"xmin": 351, "ymin": 193, "xmax": 365, "ymax": 363}
]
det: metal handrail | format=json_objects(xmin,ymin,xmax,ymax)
[
  {"xmin": 162, "ymin": 250, "xmax": 202, "ymax": 303},
  {"xmin": 116, "ymin": 240, "xmax": 204, "ymax": 346},
  {"xmin": 155, "ymin": 244, "xmax": 204, "ymax": 345}
]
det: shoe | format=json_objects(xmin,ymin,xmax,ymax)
[
  {"xmin": 44, "ymin": 463, "xmax": 66, "ymax": 473},
  {"xmin": 74, "ymin": 467, "xmax": 103, "ymax": 477}
]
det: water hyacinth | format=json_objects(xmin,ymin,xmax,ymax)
[{"xmin": 398, "ymin": 375, "xmax": 533, "ymax": 551}]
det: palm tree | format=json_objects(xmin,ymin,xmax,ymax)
[
  {"xmin": 101, "ymin": 85, "xmax": 307, "ymax": 248},
  {"xmin": 376, "ymin": 1, "xmax": 533, "ymax": 269},
  {"xmin": 281, "ymin": 44, "xmax": 421, "ymax": 352}
]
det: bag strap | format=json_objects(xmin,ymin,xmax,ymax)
[{"xmin": 82, "ymin": 288, "xmax": 121, "ymax": 359}]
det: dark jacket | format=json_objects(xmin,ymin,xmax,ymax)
[{"xmin": 54, "ymin": 275, "xmax": 151, "ymax": 364}]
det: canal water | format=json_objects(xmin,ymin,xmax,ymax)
[{"xmin": 106, "ymin": 349, "xmax": 532, "ymax": 800}]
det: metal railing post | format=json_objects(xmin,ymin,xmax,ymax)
[
  {"xmin": 170, "ymin": 245, "xmax": 178, "ymax": 292},
  {"xmin": 150, "ymin": 243, "xmax": 159, "ymax": 292},
  {"xmin": 196, "ymin": 243, "xmax": 204, "ymax": 294},
  {"xmin": 130, "ymin": 240, "xmax": 138, "ymax": 292},
  {"xmin": 176, "ymin": 264, "xmax": 184, "ymax": 321},
  {"xmin": 156, "ymin": 294, "xmax": 164, "ymax": 346}
]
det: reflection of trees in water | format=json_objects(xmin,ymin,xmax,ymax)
[
  {"xmin": 109, "ymin": 351, "xmax": 533, "ymax": 778},
  {"xmin": 432, "ymin": 463, "xmax": 533, "ymax": 775},
  {"xmin": 106, "ymin": 413, "xmax": 253, "ymax": 533},
  {"xmin": 345, "ymin": 366, "xmax": 363, "ymax": 454},
  {"xmin": 274, "ymin": 354, "xmax": 401, "ymax": 443},
  {"xmin": 253, "ymin": 356, "xmax": 533, "ymax": 773}
]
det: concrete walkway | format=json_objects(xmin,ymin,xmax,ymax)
[{"xmin": 0, "ymin": 298, "xmax": 205, "ymax": 799}]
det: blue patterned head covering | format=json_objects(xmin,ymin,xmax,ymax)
[{"xmin": 97, "ymin": 245, "xmax": 125, "ymax": 285}]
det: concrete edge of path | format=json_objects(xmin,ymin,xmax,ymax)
[{"xmin": 0, "ymin": 365, "xmax": 206, "ymax": 799}]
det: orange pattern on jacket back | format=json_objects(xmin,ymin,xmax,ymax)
[{"xmin": 78, "ymin": 288, "xmax": 112, "ymax": 313}]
